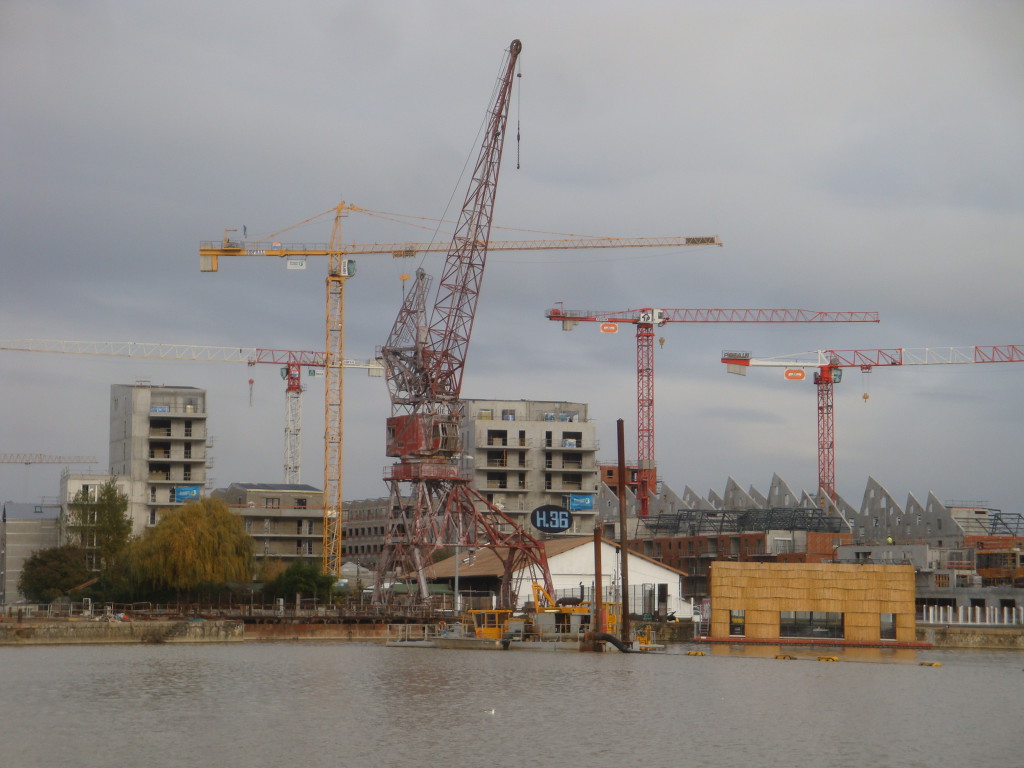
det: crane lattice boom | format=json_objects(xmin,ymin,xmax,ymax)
[
  {"xmin": 724, "ymin": 345, "xmax": 1024, "ymax": 370},
  {"xmin": 548, "ymin": 306, "xmax": 880, "ymax": 517},
  {"xmin": 373, "ymin": 39, "xmax": 557, "ymax": 608},
  {"xmin": 722, "ymin": 343, "xmax": 1024, "ymax": 502},
  {"xmin": 0, "ymin": 454, "xmax": 98, "ymax": 465}
]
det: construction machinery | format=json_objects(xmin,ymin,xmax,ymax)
[
  {"xmin": 0, "ymin": 339, "xmax": 381, "ymax": 489},
  {"xmin": 722, "ymin": 345, "xmax": 1024, "ymax": 502},
  {"xmin": 546, "ymin": 306, "xmax": 881, "ymax": 517}
]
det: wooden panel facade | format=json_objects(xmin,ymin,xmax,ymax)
[{"xmin": 709, "ymin": 561, "xmax": 916, "ymax": 644}]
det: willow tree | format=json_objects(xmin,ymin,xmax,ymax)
[{"xmin": 127, "ymin": 497, "xmax": 253, "ymax": 595}]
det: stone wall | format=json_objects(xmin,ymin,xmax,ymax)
[
  {"xmin": 0, "ymin": 619, "xmax": 243, "ymax": 645},
  {"xmin": 916, "ymin": 625, "xmax": 1024, "ymax": 651}
]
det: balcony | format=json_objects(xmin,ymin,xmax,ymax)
[
  {"xmin": 544, "ymin": 438, "xmax": 599, "ymax": 451},
  {"xmin": 483, "ymin": 482, "xmax": 531, "ymax": 493}
]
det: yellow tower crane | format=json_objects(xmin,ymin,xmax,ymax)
[{"xmin": 200, "ymin": 201, "xmax": 721, "ymax": 575}]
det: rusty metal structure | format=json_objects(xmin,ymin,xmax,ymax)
[{"xmin": 375, "ymin": 40, "xmax": 554, "ymax": 608}]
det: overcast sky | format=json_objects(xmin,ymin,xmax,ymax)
[{"xmin": 2, "ymin": 1, "xmax": 1022, "ymax": 513}]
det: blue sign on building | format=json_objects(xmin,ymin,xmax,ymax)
[
  {"xmin": 174, "ymin": 486, "xmax": 202, "ymax": 503},
  {"xmin": 568, "ymin": 494, "xmax": 595, "ymax": 511}
]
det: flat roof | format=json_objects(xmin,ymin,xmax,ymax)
[{"xmin": 3, "ymin": 502, "xmax": 61, "ymax": 520}]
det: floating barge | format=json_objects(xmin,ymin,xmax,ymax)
[{"xmin": 386, "ymin": 583, "xmax": 663, "ymax": 652}]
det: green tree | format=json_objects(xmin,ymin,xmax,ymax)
[
  {"xmin": 264, "ymin": 560, "xmax": 335, "ymax": 602},
  {"xmin": 18, "ymin": 545, "xmax": 91, "ymax": 603},
  {"xmin": 126, "ymin": 497, "xmax": 253, "ymax": 597},
  {"xmin": 65, "ymin": 478, "xmax": 132, "ymax": 569}
]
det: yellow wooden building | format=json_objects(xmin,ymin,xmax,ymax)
[{"xmin": 708, "ymin": 561, "xmax": 917, "ymax": 645}]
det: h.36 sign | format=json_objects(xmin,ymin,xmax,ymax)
[{"xmin": 530, "ymin": 504, "xmax": 573, "ymax": 533}]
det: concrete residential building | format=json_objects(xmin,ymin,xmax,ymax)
[
  {"xmin": 1, "ymin": 502, "xmax": 61, "ymax": 605},
  {"xmin": 212, "ymin": 483, "xmax": 323, "ymax": 564},
  {"xmin": 342, "ymin": 497, "xmax": 389, "ymax": 569},
  {"xmin": 460, "ymin": 399, "xmax": 600, "ymax": 535},
  {"xmin": 109, "ymin": 384, "xmax": 208, "ymax": 535}
]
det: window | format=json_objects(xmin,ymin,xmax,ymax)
[
  {"xmin": 264, "ymin": 498, "xmax": 280, "ymax": 509},
  {"xmin": 729, "ymin": 610, "xmax": 745, "ymax": 637},
  {"xmin": 880, "ymin": 613, "xmax": 896, "ymax": 640},
  {"xmin": 296, "ymin": 498, "xmax": 307, "ymax": 509},
  {"xmin": 780, "ymin": 611, "xmax": 844, "ymax": 639},
  {"xmin": 184, "ymin": 420, "xmax": 193, "ymax": 437}
]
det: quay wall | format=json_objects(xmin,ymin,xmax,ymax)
[
  {"xmin": 916, "ymin": 624, "xmax": 1024, "ymax": 651},
  {"xmin": 1, "ymin": 618, "xmax": 1022, "ymax": 649},
  {"xmin": 0, "ymin": 619, "xmax": 243, "ymax": 645},
  {"xmin": 243, "ymin": 620, "xmax": 389, "ymax": 642}
]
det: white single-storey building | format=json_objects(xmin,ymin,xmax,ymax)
[{"xmin": 426, "ymin": 535, "xmax": 695, "ymax": 619}]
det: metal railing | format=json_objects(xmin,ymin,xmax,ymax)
[{"xmin": 918, "ymin": 604, "xmax": 1024, "ymax": 625}]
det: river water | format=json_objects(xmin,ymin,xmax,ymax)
[{"xmin": 1, "ymin": 641, "xmax": 1021, "ymax": 768}]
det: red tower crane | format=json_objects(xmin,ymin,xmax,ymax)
[
  {"xmin": 376, "ymin": 39, "xmax": 554, "ymax": 607},
  {"xmin": 722, "ymin": 345, "xmax": 1024, "ymax": 503},
  {"xmin": 546, "ymin": 305, "xmax": 880, "ymax": 517}
]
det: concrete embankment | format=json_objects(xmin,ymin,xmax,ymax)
[
  {"xmin": 916, "ymin": 625, "xmax": 1024, "ymax": 651},
  {"xmin": 0, "ymin": 618, "xmax": 243, "ymax": 645},
  {"xmin": 2, "ymin": 618, "xmax": 1021, "ymax": 649},
  {"xmin": 242, "ymin": 620, "xmax": 389, "ymax": 642}
]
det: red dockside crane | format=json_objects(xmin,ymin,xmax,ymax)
[
  {"xmin": 376, "ymin": 40, "xmax": 554, "ymax": 607},
  {"xmin": 722, "ymin": 345, "xmax": 1024, "ymax": 503},
  {"xmin": 547, "ymin": 306, "xmax": 881, "ymax": 517}
]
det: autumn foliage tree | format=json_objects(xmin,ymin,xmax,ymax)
[
  {"xmin": 18, "ymin": 545, "xmax": 91, "ymax": 603},
  {"xmin": 126, "ymin": 497, "xmax": 253, "ymax": 598}
]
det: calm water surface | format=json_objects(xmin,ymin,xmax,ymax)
[{"xmin": 1, "ymin": 641, "xmax": 1021, "ymax": 768}]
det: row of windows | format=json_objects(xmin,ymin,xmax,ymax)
[
  {"xmin": 726, "ymin": 610, "xmax": 896, "ymax": 640},
  {"xmin": 260, "ymin": 498, "xmax": 307, "ymax": 509},
  {"xmin": 244, "ymin": 519, "xmax": 316, "ymax": 534},
  {"xmin": 343, "ymin": 544, "xmax": 382, "ymax": 555},
  {"xmin": 259, "ymin": 540, "xmax": 314, "ymax": 555}
]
